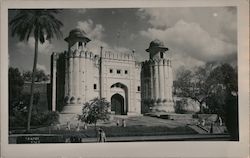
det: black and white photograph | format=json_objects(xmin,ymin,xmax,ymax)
[{"xmin": 1, "ymin": 0, "xmax": 249, "ymax": 157}]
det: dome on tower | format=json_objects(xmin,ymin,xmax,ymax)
[
  {"xmin": 146, "ymin": 39, "xmax": 168, "ymax": 52},
  {"xmin": 64, "ymin": 28, "xmax": 91, "ymax": 44}
]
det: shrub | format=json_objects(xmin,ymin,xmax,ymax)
[
  {"xmin": 31, "ymin": 111, "xmax": 59, "ymax": 126},
  {"xmin": 78, "ymin": 98, "xmax": 110, "ymax": 128},
  {"xmin": 9, "ymin": 111, "xmax": 27, "ymax": 127},
  {"xmin": 9, "ymin": 111, "xmax": 59, "ymax": 128}
]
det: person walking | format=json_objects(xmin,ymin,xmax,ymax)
[
  {"xmin": 210, "ymin": 122, "xmax": 214, "ymax": 134},
  {"xmin": 98, "ymin": 128, "xmax": 106, "ymax": 142},
  {"xmin": 76, "ymin": 122, "xmax": 80, "ymax": 131},
  {"xmin": 116, "ymin": 119, "xmax": 120, "ymax": 126},
  {"xmin": 66, "ymin": 121, "xmax": 71, "ymax": 130},
  {"xmin": 122, "ymin": 119, "xmax": 126, "ymax": 127},
  {"xmin": 218, "ymin": 116, "xmax": 223, "ymax": 126}
]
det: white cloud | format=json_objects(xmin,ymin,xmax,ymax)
[
  {"xmin": 16, "ymin": 37, "xmax": 54, "ymax": 54},
  {"xmin": 137, "ymin": 8, "xmax": 192, "ymax": 28},
  {"xmin": 129, "ymin": 33, "xmax": 136, "ymax": 41},
  {"xmin": 76, "ymin": 19, "xmax": 106, "ymax": 54},
  {"xmin": 77, "ymin": 19, "xmax": 104, "ymax": 40},
  {"xmin": 76, "ymin": 19, "xmax": 131, "ymax": 55},
  {"xmin": 137, "ymin": 7, "xmax": 237, "ymax": 44},
  {"xmin": 171, "ymin": 50, "xmax": 205, "ymax": 77},
  {"xmin": 37, "ymin": 63, "xmax": 49, "ymax": 74},
  {"xmin": 140, "ymin": 20, "xmax": 237, "ymax": 64}
]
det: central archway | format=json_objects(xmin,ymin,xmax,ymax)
[{"xmin": 111, "ymin": 93, "xmax": 125, "ymax": 115}]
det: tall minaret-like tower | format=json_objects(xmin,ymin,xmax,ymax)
[
  {"xmin": 62, "ymin": 28, "xmax": 91, "ymax": 114},
  {"xmin": 146, "ymin": 39, "xmax": 174, "ymax": 113}
]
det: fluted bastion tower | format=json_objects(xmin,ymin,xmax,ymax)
[
  {"xmin": 63, "ymin": 28, "xmax": 92, "ymax": 114},
  {"xmin": 141, "ymin": 39, "xmax": 175, "ymax": 113}
]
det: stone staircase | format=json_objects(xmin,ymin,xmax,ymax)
[
  {"xmin": 188, "ymin": 125, "xmax": 209, "ymax": 134},
  {"xmin": 145, "ymin": 112, "xmax": 194, "ymax": 120},
  {"xmin": 59, "ymin": 113, "xmax": 80, "ymax": 125}
]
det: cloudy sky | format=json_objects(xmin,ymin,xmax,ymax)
[{"xmin": 8, "ymin": 7, "xmax": 237, "ymax": 75}]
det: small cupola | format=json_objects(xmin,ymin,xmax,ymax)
[
  {"xmin": 146, "ymin": 39, "xmax": 168, "ymax": 59},
  {"xmin": 65, "ymin": 28, "xmax": 91, "ymax": 49}
]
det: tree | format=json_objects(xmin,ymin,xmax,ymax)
[
  {"xmin": 36, "ymin": 70, "xmax": 49, "ymax": 82},
  {"xmin": 22, "ymin": 71, "xmax": 32, "ymax": 82},
  {"xmin": 9, "ymin": 67, "xmax": 24, "ymax": 116},
  {"xmin": 174, "ymin": 63, "xmax": 216, "ymax": 113},
  {"xmin": 9, "ymin": 67, "xmax": 41, "ymax": 127},
  {"xmin": 10, "ymin": 9, "xmax": 63, "ymax": 131},
  {"xmin": 78, "ymin": 98, "xmax": 110, "ymax": 128},
  {"xmin": 23, "ymin": 69, "xmax": 49, "ymax": 82},
  {"xmin": 206, "ymin": 63, "xmax": 238, "ymax": 114},
  {"xmin": 206, "ymin": 63, "xmax": 238, "ymax": 139}
]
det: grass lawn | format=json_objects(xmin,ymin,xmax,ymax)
[{"xmin": 27, "ymin": 125, "xmax": 198, "ymax": 138}]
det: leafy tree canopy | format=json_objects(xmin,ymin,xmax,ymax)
[
  {"xmin": 78, "ymin": 98, "xmax": 110, "ymax": 127},
  {"xmin": 174, "ymin": 63, "xmax": 237, "ymax": 114},
  {"xmin": 23, "ymin": 69, "xmax": 49, "ymax": 82},
  {"xmin": 10, "ymin": 9, "xmax": 63, "ymax": 42},
  {"xmin": 9, "ymin": 67, "xmax": 41, "ymax": 116},
  {"xmin": 9, "ymin": 67, "xmax": 24, "ymax": 115}
]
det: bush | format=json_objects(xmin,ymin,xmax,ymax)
[
  {"xmin": 31, "ymin": 111, "xmax": 59, "ymax": 126},
  {"xmin": 9, "ymin": 111, "xmax": 59, "ymax": 128},
  {"xmin": 79, "ymin": 98, "xmax": 110, "ymax": 127},
  {"xmin": 9, "ymin": 111, "xmax": 27, "ymax": 127},
  {"xmin": 175, "ymin": 99, "xmax": 188, "ymax": 114},
  {"xmin": 225, "ymin": 94, "xmax": 238, "ymax": 140}
]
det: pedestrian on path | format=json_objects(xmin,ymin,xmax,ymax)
[
  {"xmin": 66, "ymin": 121, "xmax": 71, "ymax": 130},
  {"xmin": 56, "ymin": 123, "xmax": 61, "ymax": 130},
  {"xmin": 98, "ymin": 128, "xmax": 106, "ymax": 143},
  {"xmin": 116, "ymin": 119, "xmax": 120, "ymax": 126},
  {"xmin": 218, "ymin": 116, "xmax": 223, "ymax": 126},
  {"xmin": 201, "ymin": 119, "xmax": 206, "ymax": 126},
  {"xmin": 84, "ymin": 123, "xmax": 87, "ymax": 130},
  {"xmin": 122, "ymin": 119, "xmax": 126, "ymax": 127},
  {"xmin": 76, "ymin": 122, "xmax": 80, "ymax": 131},
  {"xmin": 210, "ymin": 122, "xmax": 214, "ymax": 134}
]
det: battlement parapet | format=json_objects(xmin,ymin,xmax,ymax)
[
  {"xmin": 102, "ymin": 50, "xmax": 135, "ymax": 61},
  {"xmin": 142, "ymin": 59, "xmax": 172, "ymax": 67},
  {"xmin": 66, "ymin": 50, "xmax": 100, "ymax": 61}
]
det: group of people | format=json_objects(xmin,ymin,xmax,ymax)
[
  {"xmin": 116, "ymin": 119, "xmax": 126, "ymax": 127},
  {"xmin": 65, "ymin": 121, "xmax": 88, "ymax": 131},
  {"xmin": 98, "ymin": 128, "xmax": 106, "ymax": 142},
  {"xmin": 197, "ymin": 116, "xmax": 223, "ymax": 127},
  {"xmin": 196, "ymin": 116, "xmax": 223, "ymax": 134},
  {"xmin": 63, "ymin": 118, "xmax": 128, "ymax": 143},
  {"xmin": 98, "ymin": 118, "xmax": 127, "ymax": 143}
]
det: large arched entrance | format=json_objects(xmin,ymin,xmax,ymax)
[{"xmin": 111, "ymin": 93, "xmax": 125, "ymax": 115}]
